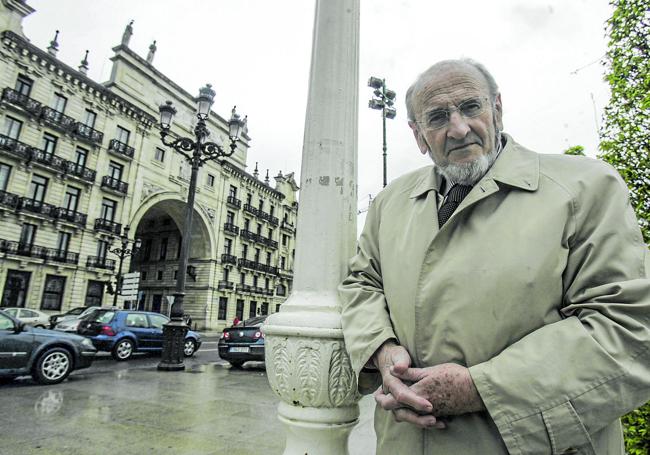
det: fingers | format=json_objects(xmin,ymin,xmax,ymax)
[
  {"xmin": 392, "ymin": 408, "xmax": 447, "ymax": 430},
  {"xmin": 389, "ymin": 366, "xmax": 425, "ymax": 383},
  {"xmin": 377, "ymin": 377, "xmax": 433, "ymax": 413},
  {"xmin": 390, "ymin": 346, "xmax": 411, "ymax": 373}
]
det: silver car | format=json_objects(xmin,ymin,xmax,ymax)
[
  {"xmin": 1, "ymin": 307, "xmax": 51, "ymax": 328},
  {"xmin": 53, "ymin": 306, "xmax": 117, "ymax": 333}
]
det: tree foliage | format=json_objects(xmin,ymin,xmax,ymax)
[
  {"xmin": 598, "ymin": 1, "xmax": 650, "ymax": 453},
  {"xmin": 563, "ymin": 145, "xmax": 586, "ymax": 156},
  {"xmin": 599, "ymin": 0, "xmax": 650, "ymax": 243}
]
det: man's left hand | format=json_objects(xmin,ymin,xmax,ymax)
[{"xmin": 377, "ymin": 363, "xmax": 485, "ymax": 419}]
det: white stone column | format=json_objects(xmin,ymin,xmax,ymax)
[{"xmin": 263, "ymin": 1, "xmax": 360, "ymax": 454}]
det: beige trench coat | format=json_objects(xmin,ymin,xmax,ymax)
[{"xmin": 339, "ymin": 135, "xmax": 650, "ymax": 455}]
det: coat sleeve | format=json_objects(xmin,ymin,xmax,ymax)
[
  {"xmin": 469, "ymin": 166, "xmax": 650, "ymax": 455},
  {"xmin": 339, "ymin": 196, "xmax": 397, "ymax": 394}
]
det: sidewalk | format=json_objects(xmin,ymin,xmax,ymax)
[{"xmin": 0, "ymin": 362, "xmax": 376, "ymax": 455}]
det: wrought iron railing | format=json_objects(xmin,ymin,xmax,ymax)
[
  {"xmin": 86, "ymin": 256, "xmax": 116, "ymax": 270},
  {"xmin": 223, "ymin": 222, "xmax": 239, "ymax": 235},
  {"xmin": 101, "ymin": 176, "xmax": 128, "ymax": 194},
  {"xmin": 94, "ymin": 218, "xmax": 122, "ymax": 235},
  {"xmin": 226, "ymin": 195, "xmax": 241, "ymax": 209},
  {"xmin": 107, "ymin": 139, "xmax": 135, "ymax": 159}
]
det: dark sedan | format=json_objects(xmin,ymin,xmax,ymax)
[
  {"xmin": 0, "ymin": 310, "xmax": 97, "ymax": 385},
  {"xmin": 218, "ymin": 316, "xmax": 267, "ymax": 368}
]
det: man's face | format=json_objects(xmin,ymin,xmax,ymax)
[{"xmin": 409, "ymin": 64, "xmax": 503, "ymax": 179}]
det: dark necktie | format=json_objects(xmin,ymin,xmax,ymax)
[{"xmin": 438, "ymin": 184, "xmax": 472, "ymax": 228}]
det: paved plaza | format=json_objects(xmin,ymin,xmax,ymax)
[{"xmin": 0, "ymin": 362, "xmax": 376, "ymax": 455}]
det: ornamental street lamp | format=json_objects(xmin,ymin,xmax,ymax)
[
  {"xmin": 108, "ymin": 225, "xmax": 142, "ymax": 309},
  {"xmin": 157, "ymin": 84, "xmax": 247, "ymax": 371},
  {"xmin": 368, "ymin": 76, "xmax": 396, "ymax": 187}
]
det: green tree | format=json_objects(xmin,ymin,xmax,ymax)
[
  {"xmin": 599, "ymin": 1, "xmax": 650, "ymax": 453},
  {"xmin": 563, "ymin": 145, "xmax": 585, "ymax": 156}
]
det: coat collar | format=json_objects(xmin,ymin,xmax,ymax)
[{"xmin": 408, "ymin": 133, "xmax": 539, "ymax": 199}]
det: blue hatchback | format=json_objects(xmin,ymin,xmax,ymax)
[{"xmin": 77, "ymin": 310, "xmax": 201, "ymax": 361}]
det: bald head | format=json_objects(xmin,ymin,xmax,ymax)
[{"xmin": 405, "ymin": 59, "xmax": 499, "ymax": 122}]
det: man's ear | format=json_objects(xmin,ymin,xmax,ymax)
[
  {"xmin": 408, "ymin": 121, "xmax": 429, "ymax": 155},
  {"xmin": 494, "ymin": 93, "xmax": 503, "ymax": 132}
]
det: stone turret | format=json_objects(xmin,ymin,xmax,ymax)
[{"xmin": 0, "ymin": 0, "xmax": 35, "ymax": 38}]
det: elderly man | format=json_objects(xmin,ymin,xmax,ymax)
[{"xmin": 339, "ymin": 58, "xmax": 650, "ymax": 454}]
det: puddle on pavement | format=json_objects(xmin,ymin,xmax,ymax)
[{"xmin": 186, "ymin": 365, "xmax": 206, "ymax": 373}]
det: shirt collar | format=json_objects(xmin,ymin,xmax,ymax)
[{"xmin": 408, "ymin": 133, "xmax": 539, "ymax": 199}]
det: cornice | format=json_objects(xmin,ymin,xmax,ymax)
[{"xmin": 221, "ymin": 160, "xmax": 285, "ymax": 200}]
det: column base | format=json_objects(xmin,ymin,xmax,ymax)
[{"xmin": 157, "ymin": 319, "xmax": 188, "ymax": 371}]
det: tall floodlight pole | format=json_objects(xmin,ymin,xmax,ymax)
[
  {"xmin": 108, "ymin": 225, "xmax": 141, "ymax": 308},
  {"xmin": 157, "ymin": 86, "xmax": 247, "ymax": 371},
  {"xmin": 368, "ymin": 77, "xmax": 396, "ymax": 188},
  {"xmin": 263, "ymin": 1, "xmax": 360, "ymax": 454}
]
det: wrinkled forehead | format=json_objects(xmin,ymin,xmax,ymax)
[{"xmin": 414, "ymin": 64, "xmax": 490, "ymax": 112}]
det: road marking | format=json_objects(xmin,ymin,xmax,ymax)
[{"xmin": 198, "ymin": 348, "xmax": 220, "ymax": 352}]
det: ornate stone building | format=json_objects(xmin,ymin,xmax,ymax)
[{"xmin": 0, "ymin": 0, "xmax": 298, "ymax": 329}]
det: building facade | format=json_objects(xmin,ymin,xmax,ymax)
[{"xmin": 0, "ymin": 0, "xmax": 297, "ymax": 330}]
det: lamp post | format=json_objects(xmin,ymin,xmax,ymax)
[
  {"xmin": 108, "ymin": 225, "xmax": 141, "ymax": 309},
  {"xmin": 157, "ymin": 84, "xmax": 247, "ymax": 371},
  {"xmin": 368, "ymin": 76, "xmax": 396, "ymax": 188}
]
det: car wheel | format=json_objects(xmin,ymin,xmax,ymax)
[
  {"xmin": 34, "ymin": 324, "xmax": 46, "ymax": 329},
  {"xmin": 229, "ymin": 361, "xmax": 244, "ymax": 369},
  {"xmin": 183, "ymin": 339, "xmax": 197, "ymax": 357},
  {"xmin": 112, "ymin": 339, "xmax": 134, "ymax": 361},
  {"xmin": 32, "ymin": 348, "xmax": 72, "ymax": 385}
]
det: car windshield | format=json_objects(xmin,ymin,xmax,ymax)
[
  {"xmin": 66, "ymin": 307, "xmax": 85, "ymax": 316},
  {"xmin": 86, "ymin": 310, "xmax": 115, "ymax": 323},
  {"xmin": 4, "ymin": 308, "xmax": 17, "ymax": 317}
]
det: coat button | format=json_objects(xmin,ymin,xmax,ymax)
[{"xmin": 562, "ymin": 448, "xmax": 578, "ymax": 454}]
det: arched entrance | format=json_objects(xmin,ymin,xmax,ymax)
[{"xmin": 127, "ymin": 195, "xmax": 215, "ymax": 318}]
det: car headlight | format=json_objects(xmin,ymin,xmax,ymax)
[{"xmin": 81, "ymin": 338, "xmax": 94, "ymax": 348}]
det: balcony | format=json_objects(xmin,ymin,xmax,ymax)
[
  {"xmin": 261, "ymin": 237, "xmax": 278, "ymax": 250},
  {"xmin": 54, "ymin": 207, "xmax": 87, "ymax": 227},
  {"xmin": 265, "ymin": 289, "xmax": 275, "ymax": 297},
  {"xmin": 63, "ymin": 161, "xmax": 96, "ymax": 183},
  {"xmin": 0, "ymin": 134, "xmax": 35, "ymax": 161},
  {"xmin": 74, "ymin": 123, "xmax": 104, "ymax": 146},
  {"xmin": 279, "ymin": 268, "xmax": 294, "ymax": 277},
  {"xmin": 86, "ymin": 255, "xmax": 116, "ymax": 270},
  {"xmin": 238, "ymin": 258, "xmax": 257, "ymax": 270},
  {"xmin": 223, "ymin": 222, "xmax": 239, "ymax": 236},
  {"xmin": 281, "ymin": 220, "xmax": 295, "ymax": 233},
  {"xmin": 257, "ymin": 210, "xmax": 270, "ymax": 222},
  {"xmin": 30, "ymin": 149, "xmax": 67, "ymax": 173},
  {"xmin": 0, "ymin": 240, "xmax": 46, "ymax": 259},
  {"xmin": 107, "ymin": 139, "xmax": 135, "ymax": 160},
  {"xmin": 269, "ymin": 215, "xmax": 279, "ymax": 227},
  {"xmin": 0, "ymin": 190, "xmax": 19, "ymax": 209},
  {"xmin": 236, "ymin": 283, "xmax": 253, "ymax": 293},
  {"xmin": 221, "ymin": 253, "xmax": 237, "ymax": 265},
  {"xmin": 226, "ymin": 195, "xmax": 241, "ymax": 209},
  {"xmin": 45, "ymin": 248, "xmax": 79, "ymax": 265},
  {"xmin": 94, "ymin": 218, "xmax": 122, "ymax": 235},
  {"xmin": 240, "ymin": 229, "xmax": 259, "ymax": 243},
  {"xmin": 243, "ymin": 203, "xmax": 258, "ymax": 217},
  {"xmin": 17, "ymin": 197, "xmax": 58, "ymax": 219},
  {"xmin": 41, "ymin": 106, "xmax": 76, "ymax": 133},
  {"xmin": 1, "ymin": 88, "xmax": 43, "ymax": 117},
  {"xmin": 101, "ymin": 176, "xmax": 128, "ymax": 195},
  {"xmin": 218, "ymin": 280, "xmax": 235, "ymax": 291}
]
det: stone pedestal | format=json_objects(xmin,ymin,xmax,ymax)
[{"xmin": 263, "ymin": 0, "xmax": 360, "ymax": 453}]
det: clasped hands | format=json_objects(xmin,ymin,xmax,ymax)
[{"xmin": 373, "ymin": 341, "xmax": 484, "ymax": 429}]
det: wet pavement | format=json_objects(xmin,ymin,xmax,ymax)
[{"xmin": 0, "ymin": 362, "xmax": 376, "ymax": 455}]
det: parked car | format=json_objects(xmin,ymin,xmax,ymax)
[
  {"xmin": 49, "ymin": 306, "xmax": 96, "ymax": 329},
  {"xmin": 0, "ymin": 310, "xmax": 97, "ymax": 385},
  {"xmin": 1, "ymin": 307, "xmax": 50, "ymax": 328},
  {"xmin": 218, "ymin": 316, "xmax": 267, "ymax": 368},
  {"xmin": 77, "ymin": 310, "xmax": 201, "ymax": 361},
  {"xmin": 53, "ymin": 306, "xmax": 117, "ymax": 333}
]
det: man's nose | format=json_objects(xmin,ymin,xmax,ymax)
[{"xmin": 446, "ymin": 111, "xmax": 470, "ymax": 139}]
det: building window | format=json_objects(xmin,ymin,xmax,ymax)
[
  {"xmin": 85, "ymin": 280, "xmax": 104, "ymax": 306},
  {"xmin": 275, "ymin": 304, "xmax": 281, "ymax": 313},
  {"xmin": 207, "ymin": 173, "xmax": 215, "ymax": 187},
  {"xmin": 258, "ymin": 199, "xmax": 264, "ymax": 211},
  {"xmin": 254, "ymin": 248, "xmax": 260, "ymax": 263},
  {"xmin": 19, "ymin": 223, "xmax": 37, "ymax": 247},
  {"xmin": 15, "ymin": 74, "xmax": 33, "ymax": 97},
  {"xmin": 268, "ymin": 228, "xmax": 274, "ymax": 239},
  {"xmin": 5, "ymin": 116, "xmax": 23, "ymax": 140},
  {"xmin": 1, "ymin": 270, "xmax": 31, "ymax": 308},
  {"xmin": 108, "ymin": 161, "xmax": 123, "ymax": 181},
  {"xmin": 154, "ymin": 147, "xmax": 165, "ymax": 162},
  {"xmin": 236, "ymin": 299, "xmax": 244, "ymax": 321},
  {"xmin": 241, "ymin": 245, "xmax": 248, "ymax": 259},
  {"xmin": 226, "ymin": 211, "xmax": 235, "ymax": 225},
  {"xmin": 256, "ymin": 223, "xmax": 262, "ymax": 236},
  {"xmin": 176, "ymin": 236, "xmax": 182, "ymax": 259},
  {"xmin": 240, "ymin": 272, "xmax": 246, "ymax": 285},
  {"xmin": 265, "ymin": 278, "xmax": 270, "ymax": 290},
  {"xmin": 51, "ymin": 93, "xmax": 67, "ymax": 113},
  {"xmin": 253, "ymin": 275, "xmax": 258, "ymax": 288},
  {"xmin": 270, "ymin": 205, "xmax": 275, "ymax": 216},
  {"xmin": 56, "ymin": 231, "xmax": 71, "ymax": 253},
  {"xmin": 0, "ymin": 163, "xmax": 11, "ymax": 191},
  {"xmin": 280, "ymin": 256, "xmax": 286, "ymax": 270},
  {"xmin": 224, "ymin": 238, "xmax": 232, "ymax": 255},
  {"xmin": 173, "ymin": 270, "xmax": 178, "ymax": 280},
  {"xmin": 159, "ymin": 238, "xmax": 168, "ymax": 260},
  {"xmin": 116, "ymin": 125, "xmax": 130, "ymax": 144},
  {"xmin": 42, "ymin": 133, "xmax": 58, "ymax": 155},
  {"xmin": 157, "ymin": 270, "xmax": 163, "ymax": 280},
  {"xmin": 282, "ymin": 234, "xmax": 289, "ymax": 246},
  {"xmin": 142, "ymin": 239, "xmax": 152, "ymax": 261},
  {"xmin": 63, "ymin": 186, "xmax": 80, "ymax": 212},
  {"xmin": 28, "ymin": 174, "xmax": 48, "ymax": 201},
  {"xmin": 75, "ymin": 147, "xmax": 88, "ymax": 167},
  {"xmin": 276, "ymin": 284, "xmax": 286, "ymax": 296},
  {"xmin": 101, "ymin": 198, "xmax": 117, "ymax": 221},
  {"xmin": 261, "ymin": 302, "xmax": 268, "ymax": 316},
  {"xmin": 218, "ymin": 297, "xmax": 228, "ymax": 320},
  {"xmin": 266, "ymin": 252, "xmax": 272, "ymax": 265},
  {"xmin": 41, "ymin": 275, "xmax": 66, "ymax": 311},
  {"xmin": 246, "ymin": 193, "xmax": 252, "ymax": 205},
  {"xmin": 229, "ymin": 185, "xmax": 237, "ymax": 198},
  {"xmin": 97, "ymin": 240, "xmax": 110, "ymax": 260},
  {"xmin": 243, "ymin": 218, "xmax": 250, "ymax": 231},
  {"xmin": 249, "ymin": 301, "xmax": 257, "ymax": 318},
  {"xmin": 141, "ymin": 270, "xmax": 148, "ymax": 281},
  {"xmin": 223, "ymin": 268, "xmax": 230, "ymax": 281},
  {"xmin": 83, "ymin": 110, "xmax": 97, "ymax": 128}
]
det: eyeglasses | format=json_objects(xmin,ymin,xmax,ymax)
[{"xmin": 416, "ymin": 97, "xmax": 490, "ymax": 130}]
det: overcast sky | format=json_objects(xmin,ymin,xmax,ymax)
[{"xmin": 22, "ymin": 0, "xmax": 613, "ymax": 217}]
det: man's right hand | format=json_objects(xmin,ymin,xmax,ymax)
[{"xmin": 372, "ymin": 341, "xmax": 444, "ymax": 428}]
